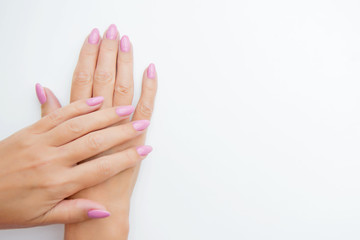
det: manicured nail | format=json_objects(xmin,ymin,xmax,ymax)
[
  {"xmin": 88, "ymin": 210, "xmax": 111, "ymax": 219},
  {"xmin": 116, "ymin": 105, "xmax": 135, "ymax": 116},
  {"xmin": 86, "ymin": 96, "xmax": 104, "ymax": 106},
  {"xmin": 120, "ymin": 35, "xmax": 131, "ymax": 52},
  {"xmin": 147, "ymin": 63, "xmax": 156, "ymax": 79},
  {"xmin": 106, "ymin": 24, "xmax": 118, "ymax": 40},
  {"xmin": 132, "ymin": 120, "xmax": 150, "ymax": 131},
  {"xmin": 137, "ymin": 145, "xmax": 153, "ymax": 156},
  {"xmin": 88, "ymin": 28, "xmax": 100, "ymax": 44},
  {"xmin": 35, "ymin": 83, "xmax": 46, "ymax": 104}
]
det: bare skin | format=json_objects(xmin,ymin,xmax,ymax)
[
  {"xmin": 0, "ymin": 98, "xmax": 150, "ymax": 229},
  {"xmin": 39, "ymin": 24, "xmax": 158, "ymax": 239}
]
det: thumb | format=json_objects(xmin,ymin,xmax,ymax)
[
  {"xmin": 42, "ymin": 199, "xmax": 111, "ymax": 224},
  {"xmin": 35, "ymin": 83, "xmax": 62, "ymax": 117}
]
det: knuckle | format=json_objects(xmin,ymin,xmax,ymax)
[
  {"xmin": 14, "ymin": 131, "xmax": 35, "ymax": 149},
  {"xmin": 87, "ymin": 133, "xmax": 103, "ymax": 150},
  {"xmin": 102, "ymin": 44, "xmax": 118, "ymax": 52},
  {"xmin": 123, "ymin": 150, "xmax": 137, "ymax": 166},
  {"xmin": 40, "ymin": 174, "xmax": 66, "ymax": 189},
  {"xmin": 143, "ymin": 81, "xmax": 157, "ymax": 92},
  {"xmin": 48, "ymin": 109, "xmax": 63, "ymax": 126},
  {"xmin": 71, "ymin": 102, "xmax": 85, "ymax": 113},
  {"xmin": 137, "ymin": 102, "xmax": 153, "ymax": 117},
  {"xmin": 81, "ymin": 47, "xmax": 98, "ymax": 57},
  {"xmin": 66, "ymin": 120, "xmax": 83, "ymax": 134},
  {"xmin": 119, "ymin": 55, "xmax": 133, "ymax": 64},
  {"xmin": 73, "ymin": 71, "xmax": 92, "ymax": 86},
  {"xmin": 94, "ymin": 71, "xmax": 113, "ymax": 84},
  {"xmin": 96, "ymin": 158, "xmax": 113, "ymax": 177},
  {"xmin": 114, "ymin": 84, "xmax": 132, "ymax": 96}
]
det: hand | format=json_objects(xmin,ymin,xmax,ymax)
[
  {"xmin": 38, "ymin": 24, "xmax": 158, "ymax": 239},
  {"xmin": 0, "ymin": 97, "xmax": 150, "ymax": 228}
]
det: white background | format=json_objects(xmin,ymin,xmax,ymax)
[{"xmin": 0, "ymin": 0, "xmax": 360, "ymax": 239}]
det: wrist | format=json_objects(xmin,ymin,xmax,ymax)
[
  {"xmin": 65, "ymin": 213, "xmax": 130, "ymax": 240},
  {"xmin": 65, "ymin": 201, "xmax": 131, "ymax": 240}
]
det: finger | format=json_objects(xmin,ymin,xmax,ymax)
[
  {"xmin": 70, "ymin": 146, "xmax": 152, "ymax": 191},
  {"xmin": 113, "ymin": 35, "xmax": 134, "ymax": 106},
  {"xmin": 41, "ymin": 87, "xmax": 62, "ymax": 117},
  {"xmin": 70, "ymin": 28, "xmax": 101, "ymax": 102},
  {"xmin": 122, "ymin": 64, "xmax": 158, "ymax": 192},
  {"xmin": 132, "ymin": 63, "xmax": 158, "ymax": 121},
  {"xmin": 93, "ymin": 24, "xmax": 119, "ymax": 108},
  {"xmin": 46, "ymin": 105, "xmax": 135, "ymax": 146},
  {"xmin": 33, "ymin": 97, "xmax": 104, "ymax": 133},
  {"xmin": 41, "ymin": 199, "xmax": 110, "ymax": 224},
  {"xmin": 59, "ymin": 120, "xmax": 150, "ymax": 164}
]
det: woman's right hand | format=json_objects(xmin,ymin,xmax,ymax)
[{"xmin": 0, "ymin": 96, "xmax": 151, "ymax": 229}]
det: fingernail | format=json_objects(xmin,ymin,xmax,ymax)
[
  {"xmin": 88, "ymin": 210, "xmax": 111, "ymax": 219},
  {"xmin": 120, "ymin": 35, "xmax": 131, "ymax": 52},
  {"xmin": 88, "ymin": 28, "xmax": 100, "ymax": 44},
  {"xmin": 137, "ymin": 145, "xmax": 153, "ymax": 156},
  {"xmin": 132, "ymin": 120, "xmax": 150, "ymax": 131},
  {"xmin": 35, "ymin": 83, "xmax": 46, "ymax": 104},
  {"xmin": 147, "ymin": 63, "xmax": 156, "ymax": 79},
  {"xmin": 86, "ymin": 96, "xmax": 104, "ymax": 106},
  {"xmin": 116, "ymin": 105, "xmax": 135, "ymax": 116},
  {"xmin": 106, "ymin": 24, "xmax": 118, "ymax": 40}
]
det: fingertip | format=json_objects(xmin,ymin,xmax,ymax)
[
  {"xmin": 136, "ymin": 145, "xmax": 153, "ymax": 156},
  {"xmin": 147, "ymin": 63, "xmax": 156, "ymax": 79},
  {"xmin": 88, "ymin": 28, "xmax": 100, "ymax": 45},
  {"xmin": 86, "ymin": 96, "xmax": 104, "ymax": 106},
  {"xmin": 35, "ymin": 83, "xmax": 47, "ymax": 104},
  {"xmin": 87, "ymin": 209, "xmax": 111, "ymax": 219}
]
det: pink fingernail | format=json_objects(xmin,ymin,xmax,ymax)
[
  {"xmin": 88, "ymin": 28, "xmax": 100, "ymax": 44},
  {"xmin": 116, "ymin": 105, "xmax": 135, "ymax": 116},
  {"xmin": 106, "ymin": 24, "xmax": 118, "ymax": 40},
  {"xmin": 88, "ymin": 210, "xmax": 111, "ymax": 219},
  {"xmin": 147, "ymin": 63, "xmax": 156, "ymax": 79},
  {"xmin": 137, "ymin": 145, "xmax": 153, "ymax": 156},
  {"xmin": 86, "ymin": 96, "xmax": 104, "ymax": 106},
  {"xmin": 120, "ymin": 35, "xmax": 131, "ymax": 52},
  {"xmin": 132, "ymin": 120, "xmax": 150, "ymax": 131},
  {"xmin": 35, "ymin": 83, "xmax": 46, "ymax": 104}
]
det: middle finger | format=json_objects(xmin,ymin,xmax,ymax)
[{"xmin": 93, "ymin": 24, "xmax": 119, "ymax": 108}]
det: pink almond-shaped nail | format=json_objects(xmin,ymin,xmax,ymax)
[
  {"xmin": 88, "ymin": 28, "xmax": 100, "ymax": 44},
  {"xmin": 106, "ymin": 24, "xmax": 118, "ymax": 40},
  {"xmin": 86, "ymin": 96, "xmax": 104, "ymax": 106},
  {"xmin": 120, "ymin": 35, "xmax": 131, "ymax": 52},
  {"xmin": 137, "ymin": 145, "xmax": 153, "ymax": 156},
  {"xmin": 87, "ymin": 209, "xmax": 111, "ymax": 219},
  {"xmin": 116, "ymin": 105, "xmax": 135, "ymax": 116},
  {"xmin": 35, "ymin": 83, "xmax": 46, "ymax": 104},
  {"xmin": 132, "ymin": 120, "xmax": 150, "ymax": 131},
  {"xmin": 147, "ymin": 63, "xmax": 156, "ymax": 79}
]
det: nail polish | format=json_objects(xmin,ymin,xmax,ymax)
[
  {"xmin": 116, "ymin": 105, "xmax": 135, "ymax": 116},
  {"xmin": 88, "ymin": 210, "xmax": 111, "ymax": 219},
  {"xmin": 35, "ymin": 83, "xmax": 46, "ymax": 104},
  {"xmin": 132, "ymin": 120, "xmax": 150, "ymax": 131},
  {"xmin": 106, "ymin": 24, "xmax": 118, "ymax": 40},
  {"xmin": 86, "ymin": 96, "xmax": 104, "ymax": 106},
  {"xmin": 137, "ymin": 145, "xmax": 153, "ymax": 156},
  {"xmin": 88, "ymin": 28, "xmax": 100, "ymax": 44},
  {"xmin": 120, "ymin": 35, "xmax": 131, "ymax": 52},
  {"xmin": 147, "ymin": 63, "xmax": 156, "ymax": 79}
]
